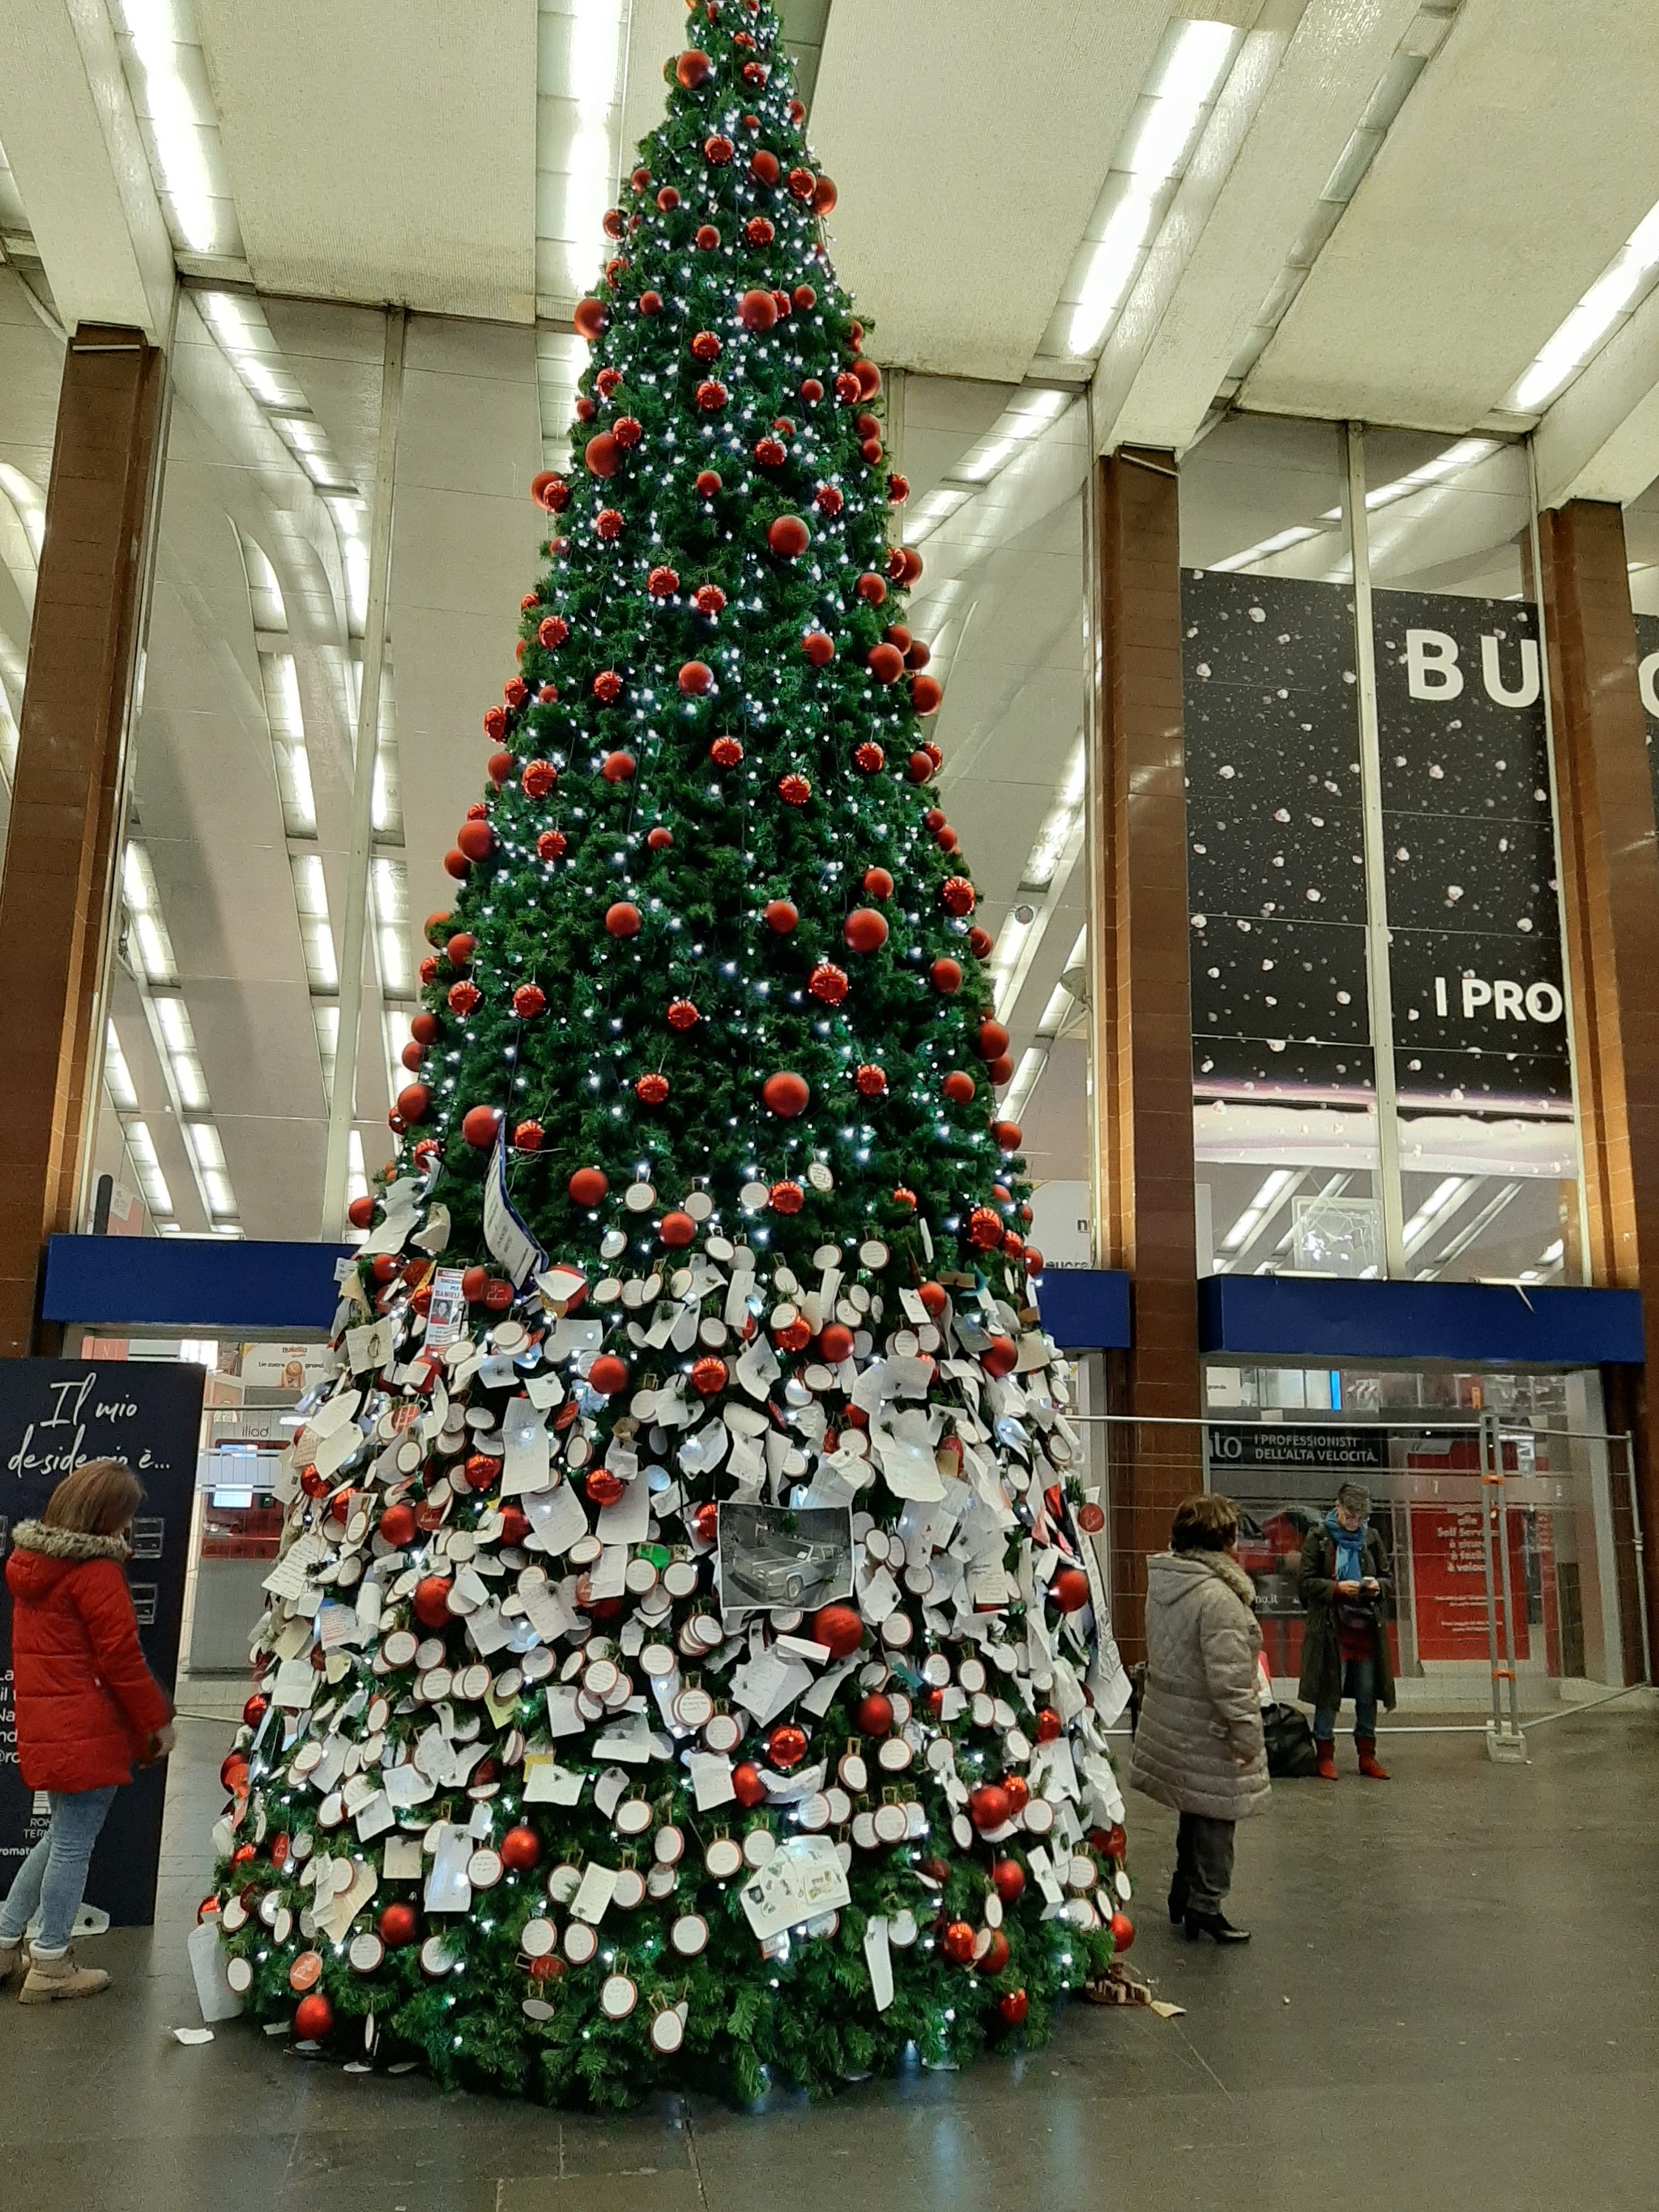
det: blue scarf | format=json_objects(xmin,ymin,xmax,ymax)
[{"xmin": 1326, "ymin": 1508, "xmax": 1367, "ymax": 1584}]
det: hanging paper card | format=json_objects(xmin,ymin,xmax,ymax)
[
  {"xmin": 484, "ymin": 1132, "xmax": 549, "ymax": 1287},
  {"xmin": 738, "ymin": 1835, "xmax": 850, "ymax": 1940},
  {"xmin": 424, "ymin": 1268, "xmax": 468, "ymax": 1353}
]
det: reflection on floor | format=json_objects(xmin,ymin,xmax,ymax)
[{"xmin": 4, "ymin": 1698, "xmax": 1657, "ymax": 2211}]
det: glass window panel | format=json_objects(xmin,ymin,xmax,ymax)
[
  {"xmin": 1364, "ymin": 432, "xmax": 1576, "ymax": 1284},
  {"xmin": 1179, "ymin": 415, "xmax": 1381, "ymax": 1277}
]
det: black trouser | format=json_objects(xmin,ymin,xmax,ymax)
[{"xmin": 1175, "ymin": 1811, "xmax": 1236, "ymax": 1916}]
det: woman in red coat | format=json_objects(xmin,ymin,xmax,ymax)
[{"xmin": 0, "ymin": 1459, "xmax": 173, "ymax": 2002}]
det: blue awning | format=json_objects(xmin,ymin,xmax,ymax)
[{"xmin": 1199, "ymin": 1273, "xmax": 1643, "ymax": 1368}]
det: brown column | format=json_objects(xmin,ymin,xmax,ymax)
[
  {"xmin": 1538, "ymin": 496, "xmax": 1659, "ymax": 1670},
  {"xmin": 0, "ymin": 326, "xmax": 164, "ymax": 1355},
  {"xmin": 1085, "ymin": 446, "xmax": 1201, "ymax": 1657}
]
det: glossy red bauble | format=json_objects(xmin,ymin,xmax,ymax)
[
  {"xmin": 513, "ymin": 984, "xmax": 546, "ymax": 1019},
  {"xmin": 460, "ymin": 1105, "xmax": 501, "ymax": 1149},
  {"xmin": 855, "ymin": 1063, "xmax": 887, "ymax": 1097},
  {"xmin": 395, "ymin": 1083, "xmax": 430, "ymax": 1124},
  {"xmin": 992, "ymin": 1858, "xmax": 1026, "ymax": 1904},
  {"xmin": 853, "ymin": 741, "xmax": 885, "ymax": 772},
  {"xmin": 710, "ymin": 734, "xmax": 744, "ymax": 767},
  {"xmin": 660, "ymin": 1211, "xmax": 696, "ymax": 1247},
  {"xmin": 998, "ymin": 1988, "xmax": 1030, "ymax": 2027},
  {"xmin": 1109, "ymin": 1912, "xmax": 1135, "ymax": 1953},
  {"xmin": 690, "ymin": 1354, "xmax": 727, "ymax": 1396},
  {"xmin": 412, "ymin": 1575, "xmax": 453, "ymax": 1628},
  {"xmin": 605, "ymin": 901, "xmax": 642, "ymax": 937},
  {"xmin": 499, "ymin": 1824, "xmax": 540, "ymax": 1873},
  {"xmin": 867, "ymin": 641, "xmax": 904, "ymax": 684},
  {"xmin": 762, "ymin": 1071, "xmax": 809, "ymax": 1117},
  {"xmin": 600, "ymin": 748, "xmax": 634, "ymax": 780},
  {"xmin": 942, "ymin": 1071, "xmax": 975, "ymax": 1105},
  {"xmin": 918, "ymin": 1281, "xmax": 948, "ymax": 1319},
  {"xmin": 855, "ymin": 1692, "xmax": 893, "ymax": 1738},
  {"xmin": 1051, "ymin": 1568, "xmax": 1091, "ymax": 1614},
  {"xmin": 568, "ymin": 1166, "xmax": 608, "ymax": 1206},
  {"xmin": 740, "ymin": 287, "xmax": 778, "ymax": 330},
  {"xmin": 930, "ymin": 958, "xmax": 963, "ymax": 995},
  {"xmin": 941, "ymin": 1920, "xmax": 975, "ymax": 1963},
  {"xmin": 941, "ymin": 875, "xmax": 976, "ymax": 916},
  {"xmin": 635, "ymin": 1072, "xmax": 670, "ymax": 1105},
  {"xmin": 801, "ymin": 630, "xmax": 835, "ymax": 667},
  {"xmin": 817, "ymin": 1323, "xmax": 854, "ymax": 1364},
  {"xmin": 677, "ymin": 659, "xmax": 714, "ymax": 696},
  {"xmin": 573, "ymin": 296, "xmax": 606, "ymax": 341},
  {"xmin": 586, "ymin": 1354, "xmax": 629, "ymax": 1397},
  {"xmin": 675, "ymin": 48, "xmax": 711, "ymax": 87},
  {"xmin": 769, "ymin": 1181, "xmax": 804, "ymax": 1217},
  {"xmin": 977, "ymin": 1929, "xmax": 1011, "ymax": 1975},
  {"xmin": 981, "ymin": 1336, "xmax": 1018, "ymax": 1379},
  {"xmin": 766, "ymin": 514, "xmax": 809, "ymax": 558},
  {"xmin": 992, "ymin": 1119, "xmax": 1024, "ymax": 1153},
  {"xmin": 767, "ymin": 1724, "xmax": 808, "ymax": 1770},
  {"xmin": 537, "ymin": 829, "xmax": 567, "ymax": 861},
  {"xmin": 762, "ymin": 899, "xmax": 797, "ymax": 932},
  {"xmin": 294, "ymin": 1993, "xmax": 334, "ymax": 2040},
  {"xmin": 812, "ymin": 1603, "xmax": 863, "ymax": 1659},
  {"xmin": 970, "ymin": 1784, "xmax": 1013, "ymax": 1831},
  {"xmin": 1034, "ymin": 1707, "xmax": 1063, "ymax": 1744},
  {"xmin": 584, "ymin": 431, "xmax": 619, "ymax": 479},
  {"xmin": 378, "ymin": 1902, "xmax": 419, "ymax": 1947},
  {"xmin": 732, "ymin": 1762, "xmax": 766, "ymax": 1809},
  {"xmin": 378, "ymin": 1502, "xmax": 417, "ymax": 1549},
  {"xmin": 861, "ymin": 867, "xmax": 894, "ymax": 900},
  {"xmin": 667, "ymin": 997, "xmax": 699, "ymax": 1029}
]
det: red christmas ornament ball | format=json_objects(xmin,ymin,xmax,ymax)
[
  {"xmin": 346, "ymin": 1194, "xmax": 375, "ymax": 1230},
  {"xmin": 992, "ymin": 1858, "xmax": 1026, "ymax": 1904},
  {"xmin": 378, "ymin": 1902, "xmax": 419, "ymax": 1947},
  {"xmin": 586, "ymin": 1354, "xmax": 629, "ymax": 1396},
  {"xmin": 853, "ymin": 741, "xmax": 885, "ymax": 772},
  {"xmin": 677, "ymin": 659, "xmax": 714, "ymax": 695},
  {"xmin": 942, "ymin": 1071, "xmax": 975, "ymax": 1105},
  {"xmin": 294, "ymin": 1992, "xmax": 333, "ymax": 2040},
  {"xmin": 918, "ymin": 1281, "xmax": 948, "ymax": 1319},
  {"xmin": 568, "ymin": 1166, "xmax": 608, "ymax": 1205},
  {"xmin": 801, "ymin": 630, "xmax": 835, "ymax": 667},
  {"xmin": 1034, "ymin": 1707, "xmax": 1063, "ymax": 1744},
  {"xmin": 584, "ymin": 431, "xmax": 619, "ymax": 479},
  {"xmin": 412, "ymin": 1576, "xmax": 452, "ymax": 1628},
  {"xmin": 812, "ymin": 1603, "xmax": 863, "ymax": 1659},
  {"xmin": 733, "ymin": 1762, "xmax": 766, "ymax": 1808},
  {"xmin": 855, "ymin": 1063, "xmax": 887, "ymax": 1097},
  {"xmin": 767, "ymin": 1724, "xmax": 808, "ymax": 1770},
  {"xmin": 998, "ymin": 1988, "xmax": 1030, "ymax": 2027},
  {"xmin": 242, "ymin": 1692, "xmax": 268, "ymax": 1727},
  {"xmin": 513, "ymin": 983, "xmax": 546, "ymax": 1019},
  {"xmin": 635, "ymin": 1072, "xmax": 670, "ymax": 1105},
  {"xmin": 667, "ymin": 997, "xmax": 698, "ymax": 1029},
  {"xmin": 930, "ymin": 958, "xmax": 963, "ymax": 995},
  {"xmin": 1109, "ymin": 1912, "xmax": 1135, "ymax": 1953},
  {"xmin": 660, "ymin": 1210, "xmax": 696, "ymax": 1247},
  {"xmin": 818, "ymin": 1322, "xmax": 854, "ymax": 1364},
  {"xmin": 978, "ymin": 1929, "xmax": 1012, "ymax": 1975},
  {"xmin": 740, "ymin": 287, "xmax": 778, "ymax": 330},
  {"xmin": 379, "ymin": 1502, "xmax": 417, "ymax": 1549},
  {"xmin": 867, "ymin": 641, "xmax": 905, "ymax": 684},
  {"xmin": 457, "ymin": 818, "xmax": 494, "ymax": 863},
  {"xmin": 808, "ymin": 961, "xmax": 848, "ymax": 1005},
  {"xmin": 605, "ymin": 901, "xmax": 642, "ymax": 937},
  {"xmin": 941, "ymin": 1920, "xmax": 975, "ymax": 1964},
  {"xmin": 691, "ymin": 1354, "xmax": 727, "ymax": 1396},
  {"xmin": 769, "ymin": 1180, "xmax": 805, "ymax": 1217},
  {"xmin": 970, "ymin": 1784, "xmax": 1013, "ymax": 1831},
  {"xmin": 1051, "ymin": 1568, "xmax": 1091, "ymax": 1613},
  {"xmin": 762, "ymin": 1070, "xmax": 809, "ymax": 1117},
  {"xmin": 941, "ymin": 875, "xmax": 976, "ymax": 916},
  {"xmin": 855, "ymin": 1692, "xmax": 893, "ymax": 1737},
  {"xmin": 675, "ymin": 48, "xmax": 711, "ymax": 87},
  {"xmin": 766, "ymin": 514, "xmax": 809, "ymax": 558},
  {"xmin": 458, "ymin": 1105, "xmax": 499, "ymax": 1150},
  {"xmin": 500, "ymin": 1826, "xmax": 541, "ymax": 1873},
  {"xmin": 601, "ymin": 748, "xmax": 635, "ymax": 781},
  {"xmin": 763, "ymin": 898, "xmax": 797, "ymax": 932},
  {"xmin": 537, "ymin": 829, "xmax": 567, "ymax": 861},
  {"xmin": 981, "ymin": 1335, "xmax": 1018, "ymax": 1379}
]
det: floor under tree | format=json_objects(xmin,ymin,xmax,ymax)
[{"xmin": 3, "ymin": 1698, "xmax": 1656, "ymax": 2212}]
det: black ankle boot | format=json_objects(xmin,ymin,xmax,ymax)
[
  {"xmin": 1184, "ymin": 1909, "xmax": 1251, "ymax": 1944},
  {"xmin": 1167, "ymin": 1874, "xmax": 1190, "ymax": 1924}
]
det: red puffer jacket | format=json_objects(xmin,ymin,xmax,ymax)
[{"xmin": 6, "ymin": 1521, "xmax": 172, "ymax": 1792}]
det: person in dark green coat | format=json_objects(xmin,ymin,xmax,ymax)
[{"xmin": 1298, "ymin": 1482, "xmax": 1396, "ymax": 1780}]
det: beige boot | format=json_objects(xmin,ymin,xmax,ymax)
[{"xmin": 19, "ymin": 1946, "xmax": 109, "ymax": 2003}]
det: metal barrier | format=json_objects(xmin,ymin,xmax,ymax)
[{"xmin": 1061, "ymin": 1400, "xmax": 1649, "ymax": 1761}]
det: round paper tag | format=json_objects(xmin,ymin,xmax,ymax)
[
  {"xmin": 851, "ymin": 1810, "xmax": 878, "ymax": 1850},
  {"xmin": 663, "ymin": 1559, "xmax": 698, "ymax": 1600},
  {"xmin": 520, "ymin": 1916, "xmax": 557, "ymax": 1958},
  {"xmin": 872, "ymin": 1801, "xmax": 909, "ymax": 1844},
  {"xmin": 615, "ymin": 1798, "xmax": 653, "ymax": 1836},
  {"xmin": 705, "ymin": 1837, "xmax": 743, "ymax": 1879},
  {"xmin": 702, "ymin": 1711, "xmax": 741, "ymax": 1754},
  {"xmin": 221, "ymin": 1896, "xmax": 248, "ymax": 1934},
  {"xmin": 563, "ymin": 1922, "xmax": 598, "ymax": 1965},
  {"xmin": 743, "ymin": 1828, "xmax": 777, "ymax": 1869},
  {"xmin": 225, "ymin": 1955, "xmax": 254, "ymax": 1994},
  {"xmin": 671, "ymin": 1913, "xmax": 708, "ymax": 1957},
  {"xmin": 288, "ymin": 1950, "xmax": 322, "ymax": 1993},
  {"xmin": 624, "ymin": 1182, "xmax": 657, "ymax": 1212},
  {"xmin": 650, "ymin": 2005, "xmax": 685, "ymax": 2053},
  {"xmin": 799, "ymin": 1792, "xmax": 831, "ymax": 1831},
  {"xmin": 612, "ymin": 1869, "xmax": 646, "ymax": 1910},
  {"xmin": 654, "ymin": 1824, "xmax": 684, "ymax": 1865},
  {"xmin": 889, "ymin": 1909, "xmax": 919, "ymax": 1948},
  {"xmin": 859, "ymin": 1240, "xmax": 889, "ymax": 1270},
  {"xmin": 349, "ymin": 1933, "xmax": 385, "ymax": 1973},
  {"xmin": 467, "ymin": 1849, "xmax": 503, "ymax": 1889}
]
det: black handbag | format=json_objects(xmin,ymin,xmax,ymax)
[{"xmin": 1262, "ymin": 1701, "xmax": 1321, "ymax": 1778}]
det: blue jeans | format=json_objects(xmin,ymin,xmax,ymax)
[
  {"xmin": 1314, "ymin": 1657, "xmax": 1378, "ymax": 1742},
  {"xmin": 0, "ymin": 1786, "xmax": 118, "ymax": 1953}
]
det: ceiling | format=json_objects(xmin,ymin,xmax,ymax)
[{"xmin": 2, "ymin": 0, "xmax": 1659, "ymax": 1253}]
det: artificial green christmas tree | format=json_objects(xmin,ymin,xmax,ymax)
[{"xmin": 210, "ymin": 0, "xmax": 1128, "ymax": 2105}]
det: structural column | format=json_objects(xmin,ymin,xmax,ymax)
[
  {"xmin": 0, "ymin": 325, "xmax": 164, "ymax": 1355},
  {"xmin": 1539, "ymin": 497, "xmax": 1659, "ymax": 1669},
  {"xmin": 1085, "ymin": 446, "xmax": 1202, "ymax": 1657}
]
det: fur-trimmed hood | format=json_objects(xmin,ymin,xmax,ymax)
[
  {"xmin": 1145, "ymin": 1546, "xmax": 1259, "ymax": 1611},
  {"xmin": 7, "ymin": 1519, "xmax": 129, "ymax": 1564}
]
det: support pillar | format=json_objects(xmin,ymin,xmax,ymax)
[
  {"xmin": 0, "ymin": 325, "xmax": 164, "ymax": 1354},
  {"xmin": 1539, "ymin": 496, "xmax": 1659, "ymax": 1673},
  {"xmin": 1085, "ymin": 446, "xmax": 1202, "ymax": 1656}
]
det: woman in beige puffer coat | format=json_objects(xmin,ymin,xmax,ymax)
[{"xmin": 1130, "ymin": 1492, "xmax": 1269, "ymax": 1943}]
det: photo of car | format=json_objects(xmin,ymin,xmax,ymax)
[{"xmin": 718, "ymin": 1504, "xmax": 855, "ymax": 1613}]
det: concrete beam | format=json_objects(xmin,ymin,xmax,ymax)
[{"xmin": 1533, "ymin": 280, "xmax": 1659, "ymax": 511}]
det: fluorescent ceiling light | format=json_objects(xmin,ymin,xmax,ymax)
[
  {"xmin": 113, "ymin": 0, "xmax": 219, "ymax": 252},
  {"xmin": 1401, "ymin": 1175, "xmax": 1466, "ymax": 1253},
  {"xmin": 123, "ymin": 1119, "xmax": 173, "ymax": 1217},
  {"xmin": 1222, "ymin": 1168, "xmax": 1294, "ymax": 1251},
  {"xmin": 1004, "ymin": 1048, "xmax": 1047, "ymax": 1124},
  {"xmin": 1510, "ymin": 199, "xmax": 1659, "ymax": 414},
  {"xmin": 1067, "ymin": 19, "xmax": 1238, "ymax": 359},
  {"xmin": 1021, "ymin": 738, "xmax": 1087, "ymax": 890},
  {"xmin": 104, "ymin": 1023, "xmax": 139, "ymax": 1110},
  {"xmin": 0, "ymin": 462, "xmax": 45, "ymax": 558},
  {"xmin": 561, "ymin": 0, "xmax": 628, "ymax": 294}
]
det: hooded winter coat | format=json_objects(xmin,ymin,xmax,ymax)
[
  {"xmin": 5, "ymin": 1521, "xmax": 171, "ymax": 1792},
  {"xmin": 1130, "ymin": 1549, "xmax": 1271, "ymax": 1822}
]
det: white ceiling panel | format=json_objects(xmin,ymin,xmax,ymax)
[
  {"xmin": 197, "ymin": 0, "xmax": 539, "ymax": 322},
  {"xmin": 810, "ymin": 0, "xmax": 1174, "ymax": 381},
  {"xmin": 1247, "ymin": 0, "xmax": 1659, "ymax": 431}
]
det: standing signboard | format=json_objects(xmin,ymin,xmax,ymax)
[{"xmin": 0, "ymin": 1359, "xmax": 204, "ymax": 1926}]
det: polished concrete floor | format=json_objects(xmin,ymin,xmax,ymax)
[{"xmin": 3, "ymin": 1698, "xmax": 1657, "ymax": 2212}]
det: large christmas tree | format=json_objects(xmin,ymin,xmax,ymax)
[{"xmin": 210, "ymin": 0, "xmax": 1129, "ymax": 2105}]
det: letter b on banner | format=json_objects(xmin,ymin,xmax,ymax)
[{"xmin": 1406, "ymin": 629, "xmax": 1464, "ymax": 700}]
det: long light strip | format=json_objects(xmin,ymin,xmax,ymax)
[
  {"xmin": 110, "ymin": 0, "xmax": 228, "ymax": 256},
  {"xmin": 1509, "ymin": 199, "xmax": 1659, "ymax": 416},
  {"xmin": 1400, "ymin": 1174, "xmax": 1466, "ymax": 1254},
  {"xmin": 1207, "ymin": 435, "xmax": 1503, "ymax": 573},
  {"xmin": 1064, "ymin": 20, "xmax": 1240, "ymax": 360},
  {"xmin": 1222, "ymin": 1167, "xmax": 1294, "ymax": 1251}
]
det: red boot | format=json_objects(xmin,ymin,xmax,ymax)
[
  {"xmin": 1316, "ymin": 1739, "xmax": 1337, "ymax": 1781},
  {"xmin": 1356, "ymin": 1735, "xmax": 1390, "ymax": 1779}
]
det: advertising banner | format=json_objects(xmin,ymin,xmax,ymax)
[
  {"xmin": 0, "ymin": 1360, "xmax": 204, "ymax": 1926},
  {"xmin": 1183, "ymin": 570, "xmax": 1570, "ymax": 1114}
]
